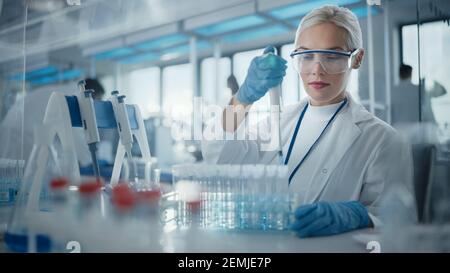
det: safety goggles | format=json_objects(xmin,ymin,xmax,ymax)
[{"xmin": 290, "ymin": 49, "xmax": 361, "ymax": 75}]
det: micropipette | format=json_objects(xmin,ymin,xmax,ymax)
[
  {"xmin": 77, "ymin": 80, "xmax": 101, "ymax": 179},
  {"xmin": 263, "ymin": 46, "xmax": 284, "ymax": 165},
  {"xmin": 110, "ymin": 91, "xmax": 138, "ymax": 184}
]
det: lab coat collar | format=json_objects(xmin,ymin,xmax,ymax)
[
  {"xmin": 295, "ymin": 92, "xmax": 373, "ymax": 125},
  {"xmin": 346, "ymin": 93, "xmax": 373, "ymax": 124},
  {"xmin": 291, "ymin": 92, "xmax": 372, "ymax": 203}
]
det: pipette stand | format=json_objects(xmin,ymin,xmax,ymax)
[
  {"xmin": 109, "ymin": 103, "xmax": 152, "ymax": 187},
  {"xmin": 24, "ymin": 90, "xmax": 152, "ymax": 211},
  {"xmin": 24, "ymin": 92, "xmax": 84, "ymax": 217},
  {"xmin": 11, "ymin": 90, "xmax": 152, "ymax": 252},
  {"xmin": 10, "ymin": 92, "xmax": 84, "ymax": 252}
]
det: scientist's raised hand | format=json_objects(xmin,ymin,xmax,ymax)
[
  {"xmin": 290, "ymin": 201, "xmax": 371, "ymax": 238},
  {"xmin": 235, "ymin": 46, "xmax": 287, "ymax": 105}
]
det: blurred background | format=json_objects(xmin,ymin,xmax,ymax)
[{"xmin": 0, "ymin": 0, "xmax": 449, "ymax": 224}]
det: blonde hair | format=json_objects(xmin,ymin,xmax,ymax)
[{"xmin": 295, "ymin": 5, "xmax": 363, "ymax": 50}]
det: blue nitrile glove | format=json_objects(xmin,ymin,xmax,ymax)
[
  {"xmin": 235, "ymin": 45, "xmax": 287, "ymax": 104},
  {"xmin": 290, "ymin": 201, "xmax": 371, "ymax": 238}
]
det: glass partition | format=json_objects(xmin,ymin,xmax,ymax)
[
  {"xmin": 415, "ymin": 0, "xmax": 450, "ymax": 224},
  {"xmin": 0, "ymin": 0, "xmax": 27, "ymax": 234}
]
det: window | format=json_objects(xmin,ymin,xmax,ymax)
[
  {"xmin": 233, "ymin": 48, "xmax": 269, "ymax": 110},
  {"xmin": 99, "ymin": 75, "xmax": 115, "ymax": 95},
  {"xmin": 402, "ymin": 21, "xmax": 450, "ymax": 137},
  {"xmin": 402, "ymin": 25, "xmax": 420, "ymax": 85},
  {"xmin": 233, "ymin": 48, "xmax": 269, "ymax": 125},
  {"xmin": 201, "ymin": 57, "xmax": 231, "ymax": 107},
  {"xmin": 281, "ymin": 43, "xmax": 302, "ymax": 105},
  {"xmin": 348, "ymin": 67, "xmax": 359, "ymax": 102},
  {"xmin": 120, "ymin": 67, "xmax": 160, "ymax": 119},
  {"xmin": 162, "ymin": 63, "xmax": 193, "ymax": 119}
]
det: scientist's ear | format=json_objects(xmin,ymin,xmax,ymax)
[{"xmin": 351, "ymin": 48, "xmax": 365, "ymax": 69}]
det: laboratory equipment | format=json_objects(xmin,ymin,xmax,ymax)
[
  {"xmin": 120, "ymin": 158, "xmax": 147, "ymax": 191},
  {"xmin": 274, "ymin": 165, "xmax": 292, "ymax": 230},
  {"xmin": 238, "ymin": 165, "xmax": 252, "ymax": 230},
  {"xmin": 109, "ymin": 98, "xmax": 153, "ymax": 188},
  {"xmin": 248, "ymin": 164, "xmax": 264, "ymax": 229},
  {"xmin": 77, "ymin": 178, "xmax": 105, "ymax": 227},
  {"xmin": 110, "ymin": 90, "xmax": 138, "ymax": 184},
  {"xmin": 52, "ymin": 82, "xmax": 152, "ymax": 187},
  {"xmin": 77, "ymin": 178, "xmax": 106, "ymax": 237},
  {"xmin": 136, "ymin": 182, "xmax": 162, "ymax": 215},
  {"xmin": 4, "ymin": 81, "xmax": 104, "ymax": 252},
  {"xmin": 0, "ymin": 159, "xmax": 24, "ymax": 233},
  {"xmin": 264, "ymin": 46, "xmax": 284, "ymax": 165},
  {"xmin": 175, "ymin": 179, "xmax": 202, "ymax": 228},
  {"xmin": 226, "ymin": 165, "xmax": 240, "ymax": 230},
  {"xmin": 43, "ymin": 81, "xmax": 152, "ymax": 187},
  {"xmin": 170, "ymin": 164, "xmax": 294, "ymax": 231},
  {"xmin": 0, "ymin": 159, "xmax": 24, "ymax": 205},
  {"xmin": 3, "ymin": 79, "xmax": 158, "ymax": 252},
  {"xmin": 120, "ymin": 158, "xmax": 161, "ymax": 194},
  {"xmin": 77, "ymin": 80, "xmax": 101, "ymax": 180},
  {"xmin": 264, "ymin": 164, "xmax": 278, "ymax": 229},
  {"xmin": 290, "ymin": 49, "xmax": 362, "ymax": 75},
  {"xmin": 4, "ymin": 124, "xmax": 62, "ymax": 252},
  {"xmin": 111, "ymin": 183, "xmax": 137, "ymax": 216},
  {"xmin": 47, "ymin": 177, "xmax": 72, "ymax": 252},
  {"xmin": 235, "ymin": 46, "xmax": 287, "ymax": 105}
]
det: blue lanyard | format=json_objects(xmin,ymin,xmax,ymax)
[{"xmin": 284, "ymin": 98, "xmax": 348, "ymax": 184}]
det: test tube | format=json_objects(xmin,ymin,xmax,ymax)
[
  {"xmin": 228, "ymin": 165, "xmax": 241, "ymax": 230},
  {"xmin": 239, "ymin": 165, "xmax": 252, "ymax": 230},
  {"xmin": 255, "ymin": 165, "xmax": 267, "ymax": 230},
  {"xmin": 276, "ymin": 165, "xmax": 291, "ymax": 230},
  {"xmin": 265, "ymin": 165, "xmax": 278, "ymax": 230}
]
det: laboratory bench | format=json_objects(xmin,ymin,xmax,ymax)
[
  {"xmin": 0, "ymin": 227, "xmax": 377, "ymax": 253},
  {"xmin": 0, "ymin": 178, "xmax": 379, "ymax": 253}
]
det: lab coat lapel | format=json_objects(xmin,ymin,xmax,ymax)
[{"xmin": 307, "ymin": 102, "xmax": 363, "ymax": 203}]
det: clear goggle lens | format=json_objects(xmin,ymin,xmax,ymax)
[{"xmin": 290, "ymin": 49, "xmax": 359, "ymax": 75}]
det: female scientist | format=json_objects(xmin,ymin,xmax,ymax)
[{"xmin": 202, "ymin": 5, "xmax": 414, "ymax": 237}]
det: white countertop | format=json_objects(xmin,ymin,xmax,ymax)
[{"xmin": 155, "ymin": 227, "xmax": 378, "ymax": 253}]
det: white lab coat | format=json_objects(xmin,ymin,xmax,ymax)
[{"xmin": 201, "ymin": 93, "xmax": 414, "ymax": 227}]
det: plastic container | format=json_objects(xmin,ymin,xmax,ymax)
[
  {"xmin": 239, "ymin": 165, "xmax": 253, "ymax": 230},
  {"xmin": 264, "ymin": 165, "xmax": 278, "ymax": 230},
  {"xmin": 168, "ymin": 164, "xmax": 295, "ymax": 232},
  {"xmin": 175, "ymin": 180, "xmax": 201, "ymax": 228},
  {"xmin": 0, "ymin": 159, "xmax": 24, "ymax": 234},
  {"xmin": 48, "ymin": 177, "xmax": 72, "ymax": 252},
  {"xmin": 274, "ymin": 165, "xmax": 291, "ymax": 230},
  {"xmin": 4, "ymin": 143, "xmax": 59, "ymax": 252}
]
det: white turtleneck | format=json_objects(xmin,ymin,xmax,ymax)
[{"xmin": 285, "ymin": 100, "xmax": 344, "ymax": 175}]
